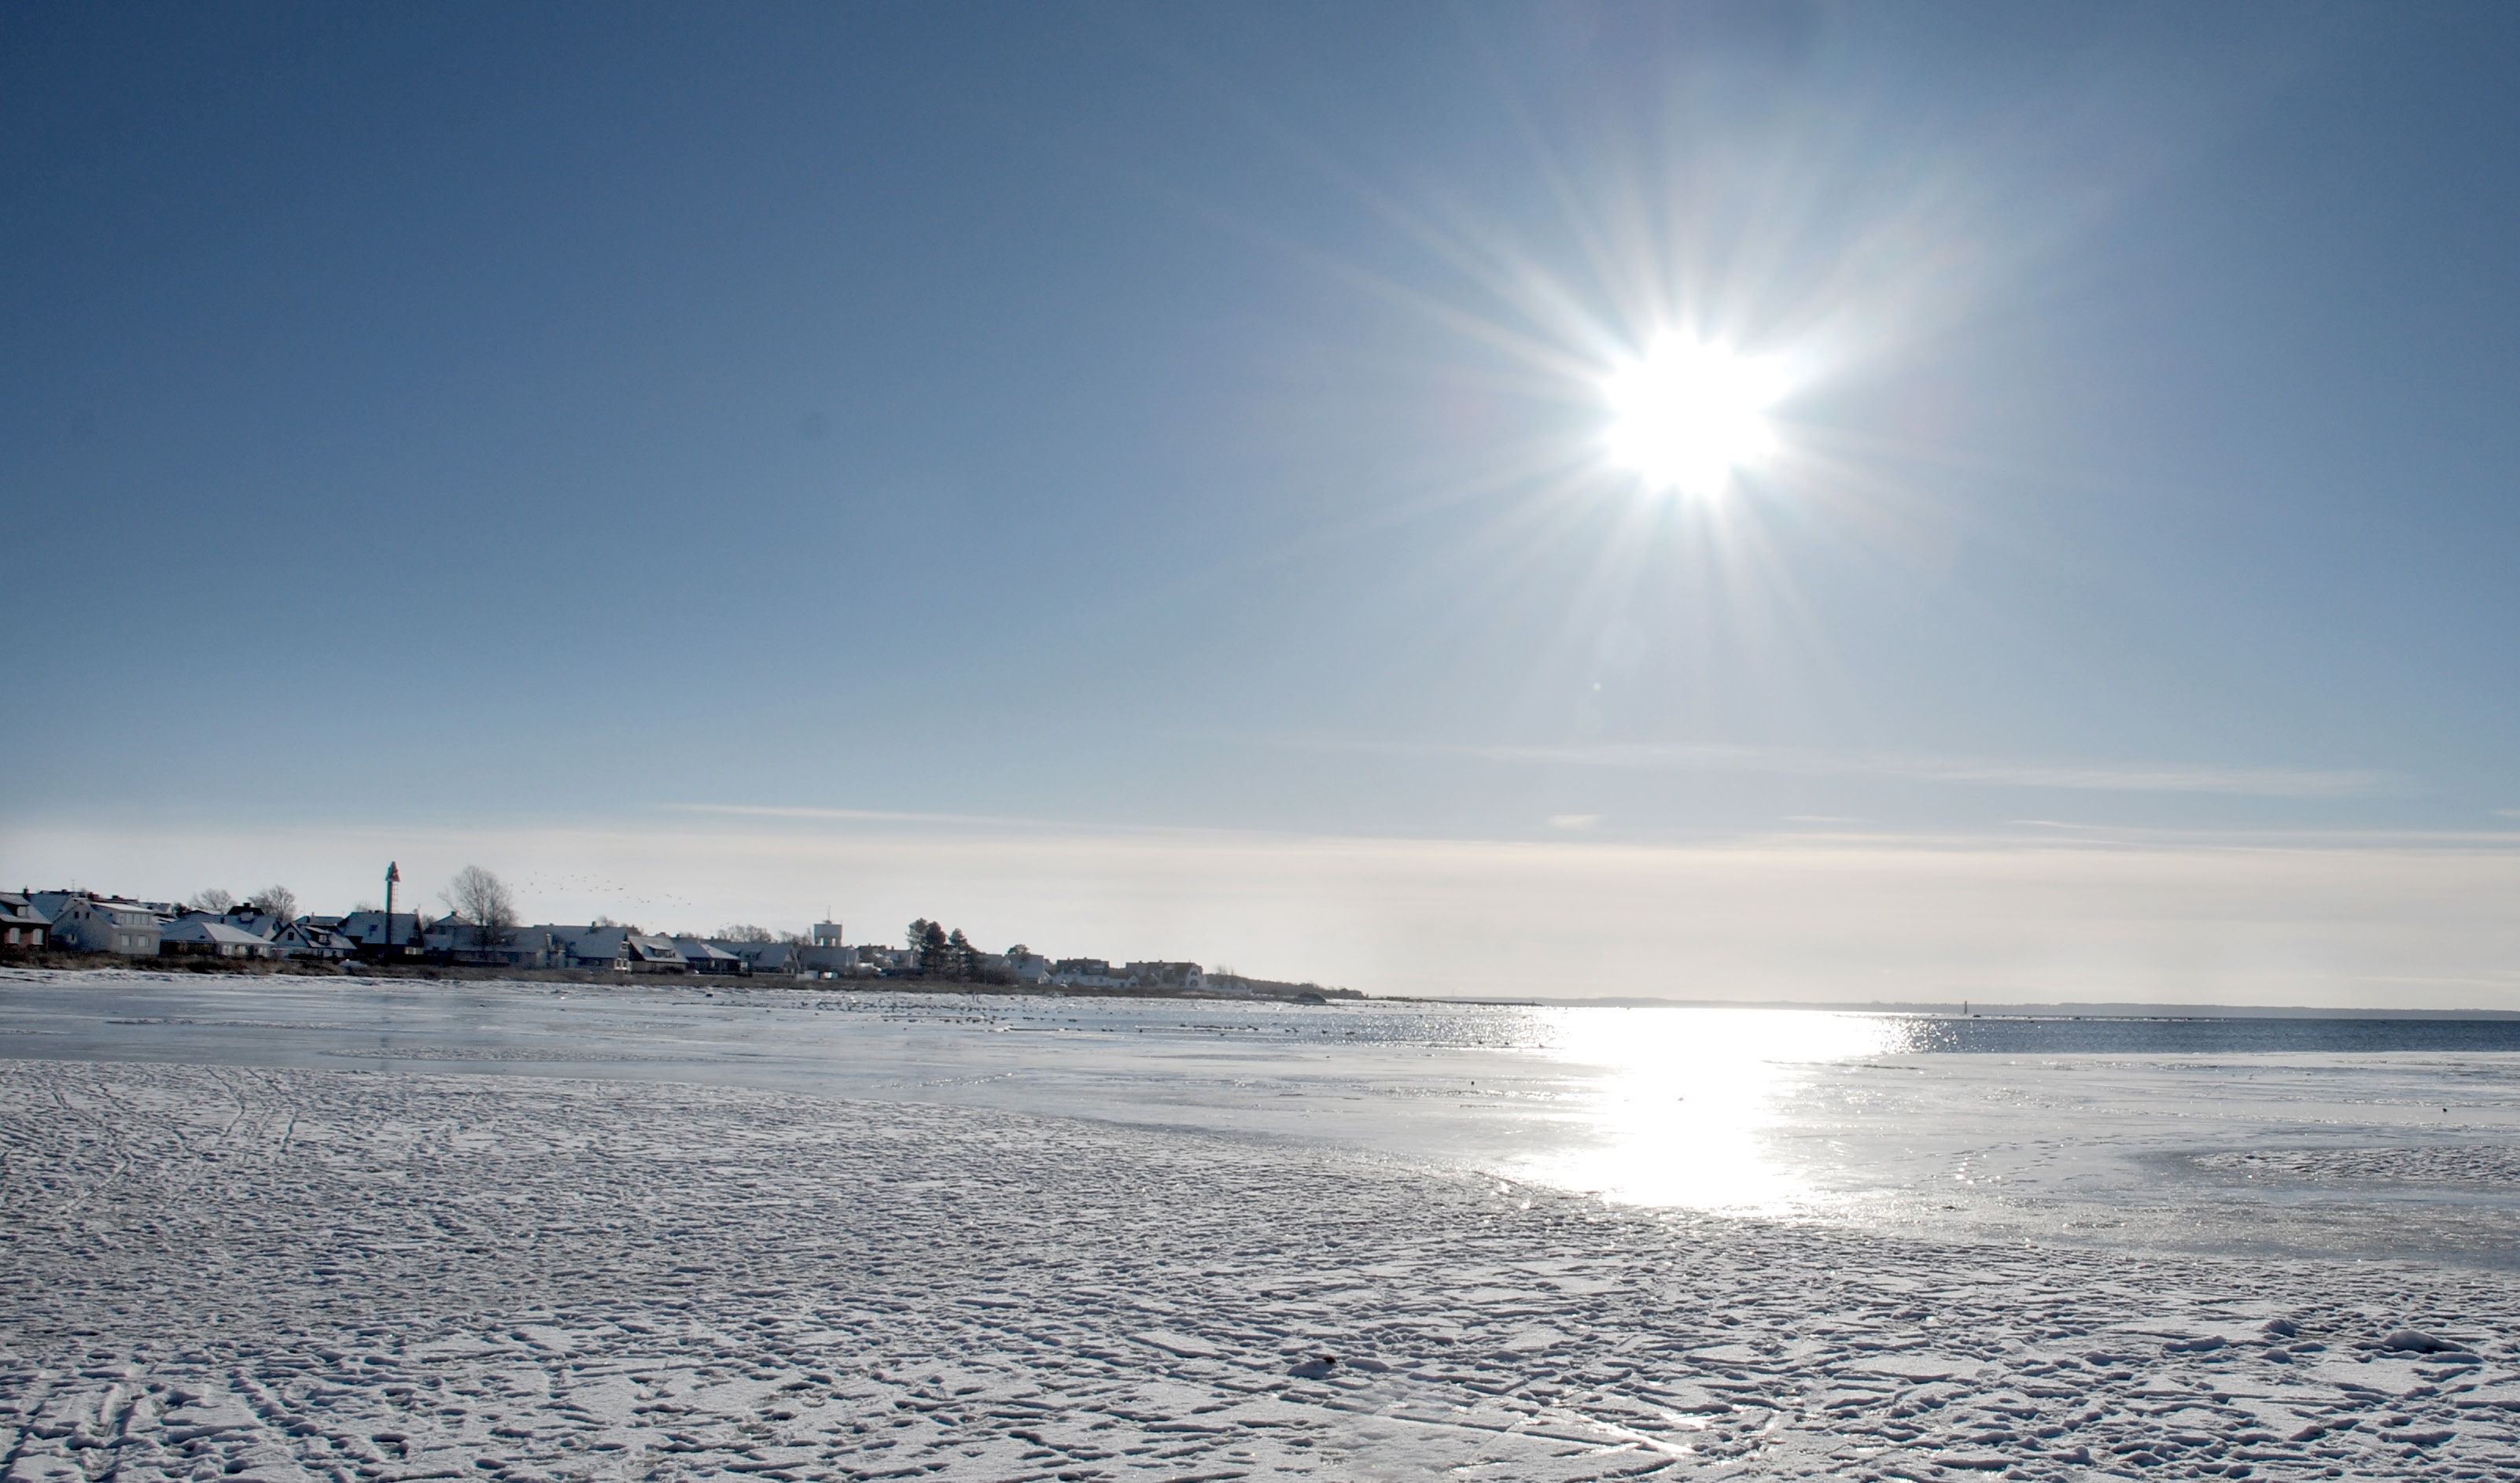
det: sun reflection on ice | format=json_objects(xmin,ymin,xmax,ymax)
[{"xmin": 1521, "ymin": 1008, "xmax": 1895, "ymax": 1212}]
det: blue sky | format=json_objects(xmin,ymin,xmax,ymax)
[{"xmin": 7, "ymin": 4, "xmax": 2518, "ymax": 1002}]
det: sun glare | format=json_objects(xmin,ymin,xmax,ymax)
[{"xmin": 1602, "ymin": 335, "xmax": 1785, "ymax": 496}]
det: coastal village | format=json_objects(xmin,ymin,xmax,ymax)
[{"xmin": 0, "ymin": 865, "xmax": 1354, "ymax": 1000}]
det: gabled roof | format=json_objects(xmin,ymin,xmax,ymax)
[
  {"xmin": 163, "ymin": 920, "xmax": 271, "ymax": 946},
  {"xmin": 624, "ymin": 934, "xmax": 687, "ymax": 963},
  {"xmin": 719, "ymin": 941, "xmax": 798, "ymax": 966},
  {"xmin": 61, "ymin": 899, "xmax": 164, "ymax": 921},
  {"xmin": 338, "ymin": 910, "xmax": 426, "ymax": 939}
]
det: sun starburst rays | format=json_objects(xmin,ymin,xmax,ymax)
[{"xmin": 1601, "ymin": 334, "xmax": 1788, "ymax": 496}]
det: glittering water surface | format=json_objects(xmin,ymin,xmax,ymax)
[{"xmin": 6, "ymin": 969, "xmax": 2518, "ymax": 1267}]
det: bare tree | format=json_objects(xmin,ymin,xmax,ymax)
[
  {"xmin": 186, "ymin": 887, "xmax": 236, "ymax": 915},
  {"xmin": 442, "ymin": 865, "xmax": 518, "ymax": 948},
  {"xmin": 250, "ymin": 884, "xmax": 298, "ymax": 923},
  {"xmin": 717, "ymin": 923, "xmax": 776, "ymax": 943}
]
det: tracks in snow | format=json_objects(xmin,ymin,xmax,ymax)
[{"xmin": 2, "ymin": 1060, "xmax": 2518, "ymax": 1481}]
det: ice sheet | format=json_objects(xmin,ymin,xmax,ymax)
[
  {"xmin": 6, "ymin": 970, "xmax": 2517, "ymax": 1268},
  {"xmin": 6, "ymin": 1057, "xmax": 2519, "ymax": 1481}
]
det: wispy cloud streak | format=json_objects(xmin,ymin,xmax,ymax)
[
  {"xmin": 1291, "ymin": 740, "xmax": 2394, "ymax": 799},
  {"xmin": 11, "ymin": 813, "xmax": 2520, "ymax": 1009},
  {"xmin": 665, "ymin": 803, "xmax": 1060, "ymax": 829}
]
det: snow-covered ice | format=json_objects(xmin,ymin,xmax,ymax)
[
  {"xmin": 5, "ymin": 971, "xmax": 2520, "ymax": 1479},
  {"xmin": 10, "ymin": 972, "xmax": 2518, "ymax": 1267}
]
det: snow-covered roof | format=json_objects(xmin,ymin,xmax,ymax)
[
  {"xmin": 61, "ymin": 900, "xmax": 164, "ymax": 921},
  {"xmin": 625, "ymin": 935, "xmax": 687, "ymax": 963},
  {"xmin": 162, "ymin": 920, "xmax": 271, "ymax": 946}
]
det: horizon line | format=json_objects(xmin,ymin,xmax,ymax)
[{"xmin": 1397, "ymin": 995, "xmax": 2520, "ymax": 1020}]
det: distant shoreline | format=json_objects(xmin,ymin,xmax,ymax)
[
  {"xmin": 0, "ymin": 954, "xmax": 1361, "ymax": 1003},
  {"xmin": 9, "ymin": 955, "xmax": 2512, "ymax": 1018}
]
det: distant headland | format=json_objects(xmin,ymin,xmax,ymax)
[{"xmin": 0, "ymin": 866, "xmax": 1361, "ymax": 1002}]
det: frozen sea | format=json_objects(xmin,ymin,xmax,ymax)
[
  {"xmin": 6, "ymin": 968, "xmax": 2520, "ymax": 1481},
  {"xmin": 7, "ymin": 969, "xmax": 2516, "ymax": 1267}
]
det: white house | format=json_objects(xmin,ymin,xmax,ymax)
[
  {"xmin": 1125, "ymin": 961, "xmax": 1205, "ymax": 992},
  {"xmin": 160, "ymin": 919, "xmax": 276, "ymax": 959},
  {"xmin": 48, "ymin": 897, "xmax": 167, "ymax": 955},
  {"xmin": 1050, "ymin": 957, "xmax": 1133, "ymax": 989},
  {"xmin": 271, "ymin": 920, "xmax": 355, "ymax": 960},
  {"xmin": 31, "ymin": 890, "xmax": 179, "ymax": 920},
  {"xmin": 1001, "ymin": 945, "xmax": 1055, "ymax": 983}
]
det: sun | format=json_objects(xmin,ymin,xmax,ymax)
[{"xmin": 1602, "ymin": 335, "xmax": 1786, "ymax": 496}]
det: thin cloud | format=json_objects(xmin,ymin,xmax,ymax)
[
  {"xmin": 1292, "ymin": 739, "xmax": 2394, "ymax": 799},
  {"xmin": 667, "ymin": 802, "xmax": 1063, "ymax": 830},
  {"xmin": 18, "ymin": 815, "xmax": 2520, "ymax": 1010}
]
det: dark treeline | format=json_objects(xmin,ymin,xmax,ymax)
[{"xmin": 905, "ymin": 918, "xmax": 1017, "ymax": 985}]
